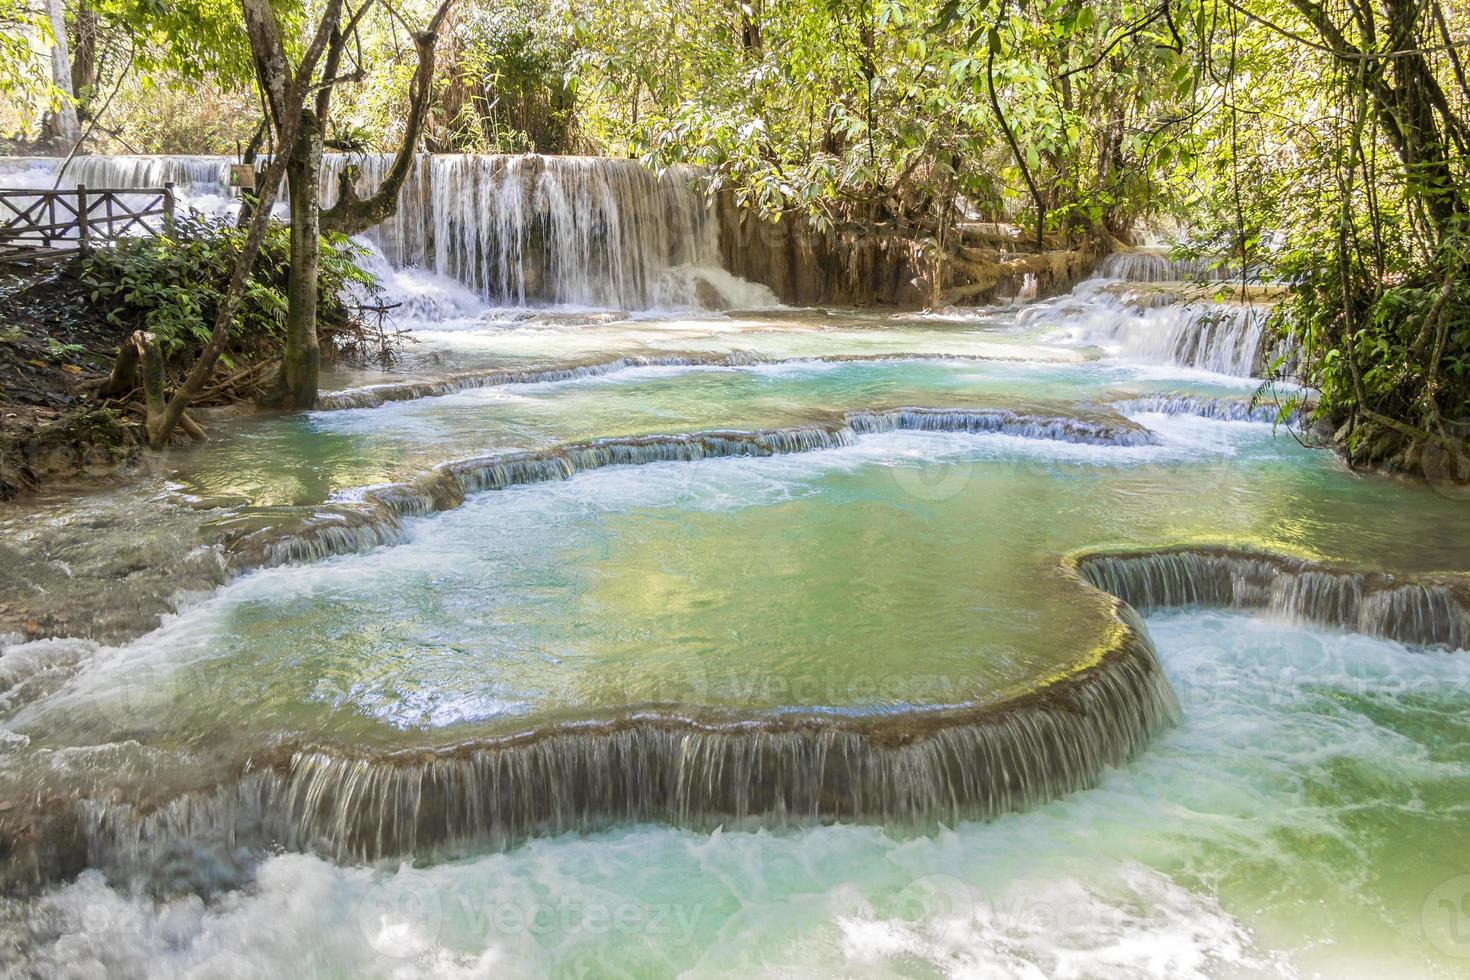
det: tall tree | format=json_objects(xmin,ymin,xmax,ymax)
[
  {"xmin": 42, "ymin": 0, "xmax": 79, "ymax": 144},
  {"xmin": 141, "ymin": 0, "xmax": 343, "ymax": 446},
  {"xmin": 269, "ymin": 0, "xmax": 454, "ymax": 410}
]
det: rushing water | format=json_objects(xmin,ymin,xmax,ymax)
[
  {"xmin": 0, "ymin": 154, "xmax": 778, "ymax": 311},
  {"xmin": 3, "ymin": 155, "xmax": 1469, "ymax": 978}
]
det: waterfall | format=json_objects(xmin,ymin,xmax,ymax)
[
  {"xmin": 63, "ymin": 155, "xmax": 233, "ymax": 196},
  {"xmin": 1110, "ymin": 394, "xmax": 1304, "ymax": 425},
  {"xmin": 2, "ymin": 153, "xmax": 779, "ymax": 311},
  {"xmin": 0, "ymin": 155, "xmax": 231, "ymax": 196},
  {"xmin": 1022, "ymin": 280, "xmax": 1272, "ymax": 377},
  {"xmin": 845, "ymin": 407, "xmax": 1157, "ymax": 446},
  {"xmin": 1096, "ymin": 248, "xmax": 1248, "ymax": 283},
  {"xmin": 316, "ymin": 152, "xmax": 780, "ymax": 309},
  {"xmin": 1074, "ymin": 548, "xmax": 1470, "ymax": 648},
  {"xmin": 5, "ymin": 603, "xmax": 1175, "ymax": 886},
  {"xmin": 9, "ymin": 542, "xmax": 1467, "ymax": 888}
]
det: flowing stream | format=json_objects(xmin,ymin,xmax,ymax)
[{"xmin": 2, "ymin": 155, "xmax": 1469, "ymax": 978}]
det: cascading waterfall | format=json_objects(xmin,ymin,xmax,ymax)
[
  {"xmin": 318, "ymin": 152, "xmax": 779, "ymax": 309},
  {"xmin": 1149, "ymin": 305, "xmax": 1268, "ymax": 375},
  {"xmin": 0, "ymin": 155, "xmax": 231, "ymax": 197},
  {"xmin": 1074, "ymin": 548, "xmax": 1470, "ymax": 648},
  {"xmin": 1109, "ymin": 394, "xmax": 1303, "ymax": 424},
  {"xmin": 12, "ymin": 601, "xmax": 1176, "ymax": 887},
  {"xmin": 62, "ymin": 155, "xmax": 233, "ymax": 196},
  {"xmin": 8, "ymin": 542, "xmax": 1468, "ymax": 889},
  {"xmin": 1096, "ymin": 248, "xmax": 1247, "ymax": 283},
  {"xmin": 2, "ymin": 153, "xmax": 779, "ymax": 311},
  {"xmin": 431, "ymin": 156, "xmax": 708, "ymax": 307},
  {"xmin": 323, "ymin": 153, "xmax": 782, "ymax": 308},
  {"xmin": 219, "ymin": 408, "xmax": 1156, "ymax": 568},
  {"xmin": 1021, "ymin": 280, "xmax": 1271, "ymax": 377}
]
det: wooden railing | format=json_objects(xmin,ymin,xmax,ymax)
[{"xmin": 0, "ymin": 182, "xmax": 176, "ymax": 262}]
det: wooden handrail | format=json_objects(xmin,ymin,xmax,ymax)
[
  {"xmin": 0, "ymin": 187, "xmax": 177, "ymax": 196},
  {"xmin": 0, "ymin": 183, "xmax": 177, "ymax": 262}
]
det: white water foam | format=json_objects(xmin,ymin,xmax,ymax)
[
  {"xmin": 1021, "ymin": 280, "xmax": 1270, "ymax": 379},
  {"xmin": 17, "ymin": 613, "xmax": 1463, "ymax": 977}
]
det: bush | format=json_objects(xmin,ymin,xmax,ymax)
[
  {"xmin": 80, "ymin": 212, "xmax": 379, "ymax": 369},
  {"xmin": 1266, "ymin": 224, "xmax": 1470, "ymax": 471}
]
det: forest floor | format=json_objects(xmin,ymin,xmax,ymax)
[{"xmin": 0, "ymin": 262, "xmax": 141, "ymax": 499}]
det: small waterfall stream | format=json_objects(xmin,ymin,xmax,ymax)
[
  {"xmin": 1018, "ymin": 279, "xmax": 1273, "ymax": 376},
  {"xmin": 1095, "ymin": 247, "xmax": 1252, "ymax": 283}
]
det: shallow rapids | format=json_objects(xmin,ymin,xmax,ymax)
[{"xmin": 6, "ymin": 612, "xmax": 1468, "ymax": 978}]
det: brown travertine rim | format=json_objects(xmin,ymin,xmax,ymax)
[{"xmin": 5, "ymin": 542, "xmax": 1466, "ymax": 888}]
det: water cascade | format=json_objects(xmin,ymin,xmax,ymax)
[
  {"xmin": 0, "ymin": 154, "xmax": 779, "ymax": 311},
  {"xmin": 321, "ymin": 154, "xmax": 771, "ymax": 308},
  {"xmin": 24, "ymin": 543, "xmax": 1469, "ymax": 889},
  {"xmin": 223, "ymin": 408, "xmax": 1157, "ymax": 568},
  {"xmin": 1095, "ymin": 247, "xmax": 1248, "ymax": 283},
  {"xmin": 1074, "ymin": 547, "xmax": 1470, "ymax": 648},
  {"xmin": 8, "ymin": 600, "xmax": 1176, "ymax": 887},
  {"xmin": 1021, "ymin": 281, "xmax": 1272, "ymax": 376},
  {"xmin": 1108, "ymin": 393, "xmax": 1302, "ymax": 424}
]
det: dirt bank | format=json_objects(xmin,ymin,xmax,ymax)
[{"xmin": 0, "ymin": 263, "xmax": 143, "ymax": 499}]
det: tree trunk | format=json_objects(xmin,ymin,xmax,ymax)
[
  {"xmin": 144, "ymin": 0, "xmax": 343, "ymax": 448},
  {"xmin": 271, "ymin": 0, "xmax": 452, "ymax": 415},
  {"xmin": 277, "ymin": 109, "xmax": 323, "ymax": 409},
  {"xmin": 132, "ymin": 331, "xmax": 165, "ymax": 435},
  {"xmin": 43, "ymin": 0, "xmax": 80, "ymax": 146},
  {"xmin": 103, "ymin": 338, "xmax": 139, "ymax": 396},
  {"xmin": 70, "ymin": 1, "xmax": 97, "ymax": 117}
]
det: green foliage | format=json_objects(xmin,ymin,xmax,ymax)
[
  {"xmin": 44, "ymin": 338, "xmax": 85, "ymax": 360},
  {"xmin": 80, "ymin": 213, "xmax": 377, "ymax": 366},
  {"xmin": 560, "ymin": 0, "xmax": 1215, "ymax": 242},
  {"xmin": 1270, "ymin": 223, "xmax": 1470, "ymax": 463},
  {"xmin": 0, "ymin": 0, "xmax": 49, "ymax": 124},
  {"xmin": 445, "ymin": 0, "xmax": 578, "ymax": 152},
  {"xmin": 91, "ymin": 0, "xmax": 279, "ymax": 84}
]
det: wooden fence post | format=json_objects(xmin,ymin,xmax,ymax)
[
  {"xmin": 163, "ymin": 181, "xmax": 176, "ymax": 238},
  {"xmin": 75, "ymin": 183, "xmax": 90, "ymax": 255}
]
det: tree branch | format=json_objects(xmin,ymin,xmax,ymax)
[{"xmin": 321, "ymin": 0, "xmax": 455, "ymax": 237}]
